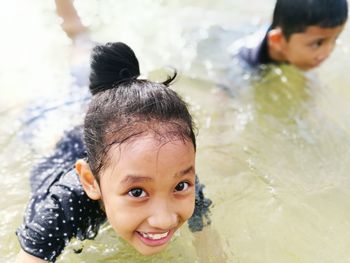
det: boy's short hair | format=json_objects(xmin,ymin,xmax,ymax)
[{"xmin": 272, "ymin": 0, "xmax": 348, "ymax": 40}]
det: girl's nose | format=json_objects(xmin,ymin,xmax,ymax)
[{"xmin": 147, "ymin": 201, "xmax": 178, "ymax": 230}]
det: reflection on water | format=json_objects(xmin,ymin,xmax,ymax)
[
  {"xmin": 1, "ymin": 0, "xmax": 350, "ymax": 262},
  {"xmin": 194, "ymin": 62, "xmax": 350, "ymax": 262}
]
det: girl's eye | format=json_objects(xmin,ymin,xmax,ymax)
[
  {"xmin": 128, "ymin": 188, "xmax": 146, "ymax": 198},
  {"xmin": 174, "ymin": 182, "xmax": 189, "ymax": 192}
]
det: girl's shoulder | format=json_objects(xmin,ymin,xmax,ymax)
[{"xmin": 16, "ymin": 169, "xmax": 106, "ymax": 262}]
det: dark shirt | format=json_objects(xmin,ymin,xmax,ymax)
[
  {"xmin": 17, "ymin": 126, "xmax": 211, "ymax": 261},
  {"xmin": 238, "ymin": 26, "xmax": 273, "ymax": 68}
]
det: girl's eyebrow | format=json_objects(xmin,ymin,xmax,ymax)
[
  {"xmin": 121, "ymin": 175, "xmax": 153, "ymax": 185},
  {"xmin": 121, "ymin": 166, "xmax": 195, "ymax": 185},
  {"xmin": 174, "ymin": 166, "xmax": 195, "ymax": 178}
]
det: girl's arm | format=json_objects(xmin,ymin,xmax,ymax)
[
  {"xmin": 16, "ymin": 249, "xmax": 47, "ymax": 263},
  {"xmin": 54, "ymin": 0, "xmax": 88, "ymax": 39}
]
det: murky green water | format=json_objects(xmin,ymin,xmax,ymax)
[{"xmin": 1, "ymin": 0, "xmax": 350, "ymax": 262}]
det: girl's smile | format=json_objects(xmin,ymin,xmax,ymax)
[
  {"xmin": 79, "ymin": 133, "xmax": 196, "ymax": 255},
  {"xmin": 136, "ymin": 229, "xmax": 174, "ymax": 247}
]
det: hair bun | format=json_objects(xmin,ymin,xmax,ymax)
[{"xmin": 89, "ymin": 42, "xmax": 140, "ymax": 95}]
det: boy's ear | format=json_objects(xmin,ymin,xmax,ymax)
[
  {"xmin": 75, "ymin": 159, "xmax": 102, "ymax": 200},
  {"xmin": 267, "ymin": 27, "xmax": 285, "ymax": 49}
]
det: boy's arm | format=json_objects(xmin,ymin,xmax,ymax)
[{"xmin": 16, "ymin": 249, "xmax": 47, "ymax": 263}]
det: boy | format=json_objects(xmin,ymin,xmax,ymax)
[{"xmin": 239, "ymin": 0, "xmax": 348, "ymax": 70}]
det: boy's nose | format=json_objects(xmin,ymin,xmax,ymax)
[
  {"xmin": 317, "ymin": 43, "xmax": 335, "ymax": 62},
  {"xmin": 147, "ymin": 201, "xmax": 178, "ymax": 230}
]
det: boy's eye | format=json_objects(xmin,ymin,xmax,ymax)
[
  {"xmin": 311, "ymin": 39, "xmax": 324, "ymax": 49},
  {"xmin": 128, "ymin": 188, "xmax": 146, "ymax": 198},
  {"xmin": 174, "ymin": 182, "xmax": 189, "ymax": 192}
]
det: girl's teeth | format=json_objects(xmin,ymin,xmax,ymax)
[{"xmin": 140, "ymin": 231, "xmax": 169, "ymax": 240}]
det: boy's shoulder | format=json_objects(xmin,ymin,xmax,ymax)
[{"xmin": 230, "ymin": 25, "xmax": 273, "ymax": 68}]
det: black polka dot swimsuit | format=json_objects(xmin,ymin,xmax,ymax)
[
  {"xmin": 16, "ymin": 127, "xmax": 106, "ymax": 261},
  {"xmin": 16, "ymin": 169, "xmax": 106, "ymax": 262}
]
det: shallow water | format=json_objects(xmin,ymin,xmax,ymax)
[{"xmin": 1, "ymin": 0, "xmax": 350, "ymax": 262}]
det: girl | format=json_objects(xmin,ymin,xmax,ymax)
[{"xmin": 16, "ymin": 42, "xmax": 210, "ymax": 262}]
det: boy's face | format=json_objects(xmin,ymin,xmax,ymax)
[
  {"xmin": 278, "ymin": 24, "xmax": 345, "ymax": 70},
  {"xmin": 98, "ymin": 135, "xmax": 196, "ymax": 255}
]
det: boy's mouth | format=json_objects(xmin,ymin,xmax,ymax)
[{"xmin": 136, "ymin": 230, "xmax": 173, "ymax": 246}]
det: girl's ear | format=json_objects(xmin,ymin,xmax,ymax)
[{"xmin": 75, "ymin": 159, "xmax": 102, "ymax": 200}]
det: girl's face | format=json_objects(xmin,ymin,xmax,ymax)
[{"xmin": 98, "ymin": 135, "xmax": 196, "ymax": 255}]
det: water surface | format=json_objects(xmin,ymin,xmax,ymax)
[{"xmin": 1, "ymin": 0, "xmax": 350, "ymax": 262}]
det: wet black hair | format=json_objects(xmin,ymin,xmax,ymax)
[
  {"xmin": 271, "ymin": 0, "xmax": 348, "ymax": 40},
  {"xmin": 84, "ymin": 42, "xmax": 196, "ymax": 177}
]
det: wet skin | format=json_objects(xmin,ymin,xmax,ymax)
[
  {"xmin": 273, "ymin": 24, "xmax": 346, "ymax": 70},
  {"xmin": 78, "ymin": 135, "xmax": 196, "ymax": 255}
]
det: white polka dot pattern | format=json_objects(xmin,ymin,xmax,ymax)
[{"xmin": 16, "ymin": 170, "xmax": 106, "ymax": 262}]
